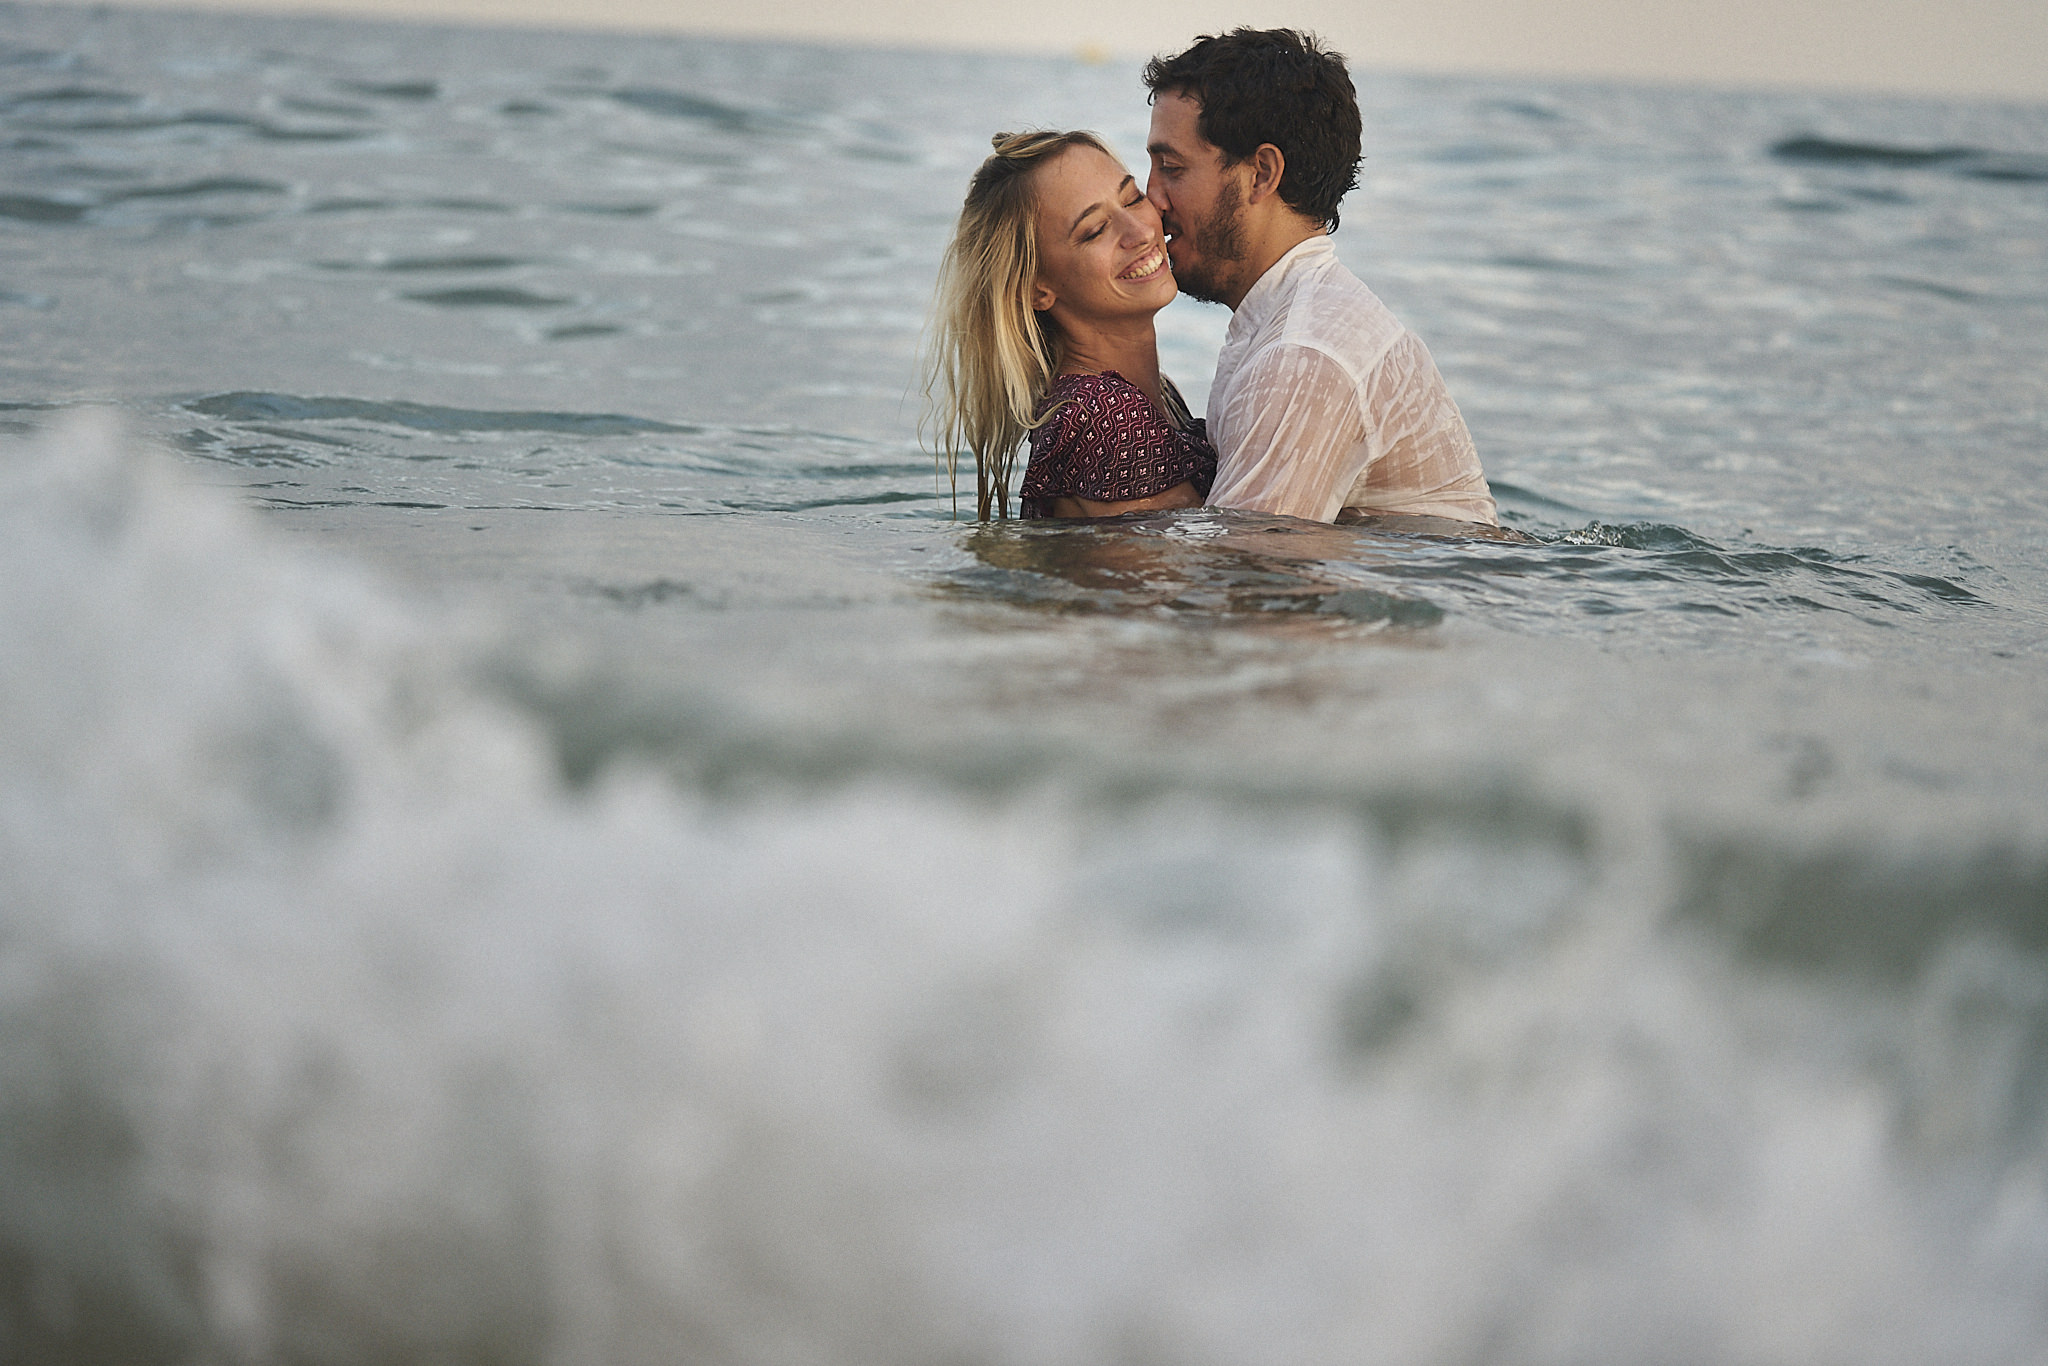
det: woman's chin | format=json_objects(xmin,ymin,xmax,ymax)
[
  {"xmin": 1060, "ymin": 278, "xmax": 1178, "ymax": 328},
  {"xmin": 1126, "ymin": 273, "xmax": 1178, "ymax": 312}
]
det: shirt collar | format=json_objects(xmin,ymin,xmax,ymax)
[{"xmin": 1228, "ymin": 234, "xmax": 1335, "ymax": 337}]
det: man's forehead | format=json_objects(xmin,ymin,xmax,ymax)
[{"xmin": 1146, "ymin": 90, "xmax": 1214, "ymax": 155}]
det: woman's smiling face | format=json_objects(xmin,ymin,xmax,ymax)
[{"xmin": 1030, "ymin": 143, "xmax": 1175, "ymax": 329}]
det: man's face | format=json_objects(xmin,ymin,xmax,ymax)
[{"xmin": 1145, "ymin": 90, "xmax": 1250, "ymax": 306}]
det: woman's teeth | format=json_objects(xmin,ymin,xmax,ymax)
[{"xmin": 1119, "ymin": 248, "xmax": 1166, "ymax": 280}]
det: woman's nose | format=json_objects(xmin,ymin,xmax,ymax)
[{"xmin": 1117, "ymin": 200, "xmax": 1159, "ymax": 243}]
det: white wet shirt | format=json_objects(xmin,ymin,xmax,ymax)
[{"xmin": 1205, "ymin": 235, "xmax": 1497, "ymax": 525}]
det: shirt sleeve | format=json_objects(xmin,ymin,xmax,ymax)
[{"xmin": 1204, "ymin": 342, "xmax": 1367, "ymax": 522}]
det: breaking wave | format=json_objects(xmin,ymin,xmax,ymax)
[{"xmin": 6, "ymin": 417, "xmax": 2048, "ymax": 1364}]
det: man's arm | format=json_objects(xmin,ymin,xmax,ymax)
[
  {"xmin": 1205, "ymin": 343, "xmax": 1366, "ymax": 522},
  {"xmin": 1348, "ymin": 330, "xmax": 1494, "ymax": 522}
]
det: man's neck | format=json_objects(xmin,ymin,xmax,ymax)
[{"xmin": 1222, "ymin": 218, "xmax": 1325, "ymax": 312}]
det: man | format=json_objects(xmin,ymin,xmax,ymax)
[{"xmin": 1143, "ymin": 29, "xmax": 1498, "ymax": 525}]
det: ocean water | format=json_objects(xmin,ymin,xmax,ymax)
[{"xmin": 4, "ymin": 3, "xmax": 2048, "ymax": 1361}]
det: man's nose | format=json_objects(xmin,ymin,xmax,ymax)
[{"xmin": 1145, "ymin": 177, "xmax": 1170, "ymax": 214}]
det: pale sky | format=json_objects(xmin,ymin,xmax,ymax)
[{"xmin": 39, "ymin": 0, "xmax": 2048, "ymax": 102}]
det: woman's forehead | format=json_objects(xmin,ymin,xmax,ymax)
[{"xmin": 1036, "ymin": 145, "xmax": 1130, "ymax": 212}]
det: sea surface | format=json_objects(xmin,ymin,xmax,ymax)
[{"xmin": 4, "ymin": 3, "xmax": 2048, "ymax": 1361}]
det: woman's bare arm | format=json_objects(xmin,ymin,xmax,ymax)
[{"xmin": 1047, "ymin": 480, "xmax": 1204, "ymax": 519}]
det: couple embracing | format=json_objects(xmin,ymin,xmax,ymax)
[{"xmin": 927, "ymin": 28, "xmax": 1497, "ymax": 529}]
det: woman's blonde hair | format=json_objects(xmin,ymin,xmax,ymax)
[{"xmin": 922, "ymin": 129, "xmax": 1114, "ymax": 520}]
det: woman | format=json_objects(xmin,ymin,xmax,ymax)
[{"xmin": 924, "ymin": 130, "xmax": 1216, "ymax": 521}]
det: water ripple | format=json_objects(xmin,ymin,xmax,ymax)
[
  {"xmin": 183, "ymin": 392, "xmax": 701, "ymax": 436},
  {"xmin": 401, "ymin": 287, "xmax": 572, "ymax": 309},
  {"xmin": 939, "ymin": 510, "xmax": 1984, "ymax": 638},
  {"xmin": 604, "ymin": 86, "xmax": 792, "ymax": 135},
  {"xmin": 1772, "ymin": 135, "xmax": 2048, "ymax": 184}
]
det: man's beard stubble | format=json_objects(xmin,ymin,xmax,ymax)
[{"xmin": 1172, "ymin": 175, "xmax": 1247, "ymax": 305}]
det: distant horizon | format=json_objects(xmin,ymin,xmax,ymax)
[{"xmin": 24, "ymin": 0, "xmax": 2048, "ymax": 104}]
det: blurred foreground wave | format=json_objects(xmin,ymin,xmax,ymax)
[{"xmin": 6, "ymin": 416, "xmax": 2048, "ymax": 1365}]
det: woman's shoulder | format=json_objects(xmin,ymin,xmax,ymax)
[
  {"xmin": 1034, "ymin": 370, "xmax": 1212, "ymax": 456},
  {"xmin": 1042, "ymin": 371, "xmax": 1187, "ymax": 443}
]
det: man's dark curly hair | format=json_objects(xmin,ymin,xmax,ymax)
[{"xmin": 1142, "ymin": 28, "xmax": 1361, "ymax": 232}]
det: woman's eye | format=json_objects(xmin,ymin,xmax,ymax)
[{"xmin": 1081, "ymin": 223, "xmax": 1105, "ymax": 242}]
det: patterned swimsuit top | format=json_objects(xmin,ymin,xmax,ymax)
[{"xmin": 1018, "ymin": 370, "xmax": 1218, "ymax": 519}]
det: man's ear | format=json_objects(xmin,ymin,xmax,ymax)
[
  {"xmin": 1246, "ymin": 144, "xmax": 1286, "ymax": 206},
  {"xmin": 1031, "ymin": 276, "xmax": 1056, "ymax": 312}
]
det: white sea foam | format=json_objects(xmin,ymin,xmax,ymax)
[{"xmin": 5, "ymin": 417, "xmax": 2048, "ymax": 1362}]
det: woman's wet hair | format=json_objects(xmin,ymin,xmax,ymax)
[
  {"xmin": 921, "ymin": 129, "xmax": 1114, "ymax": 521},
  {"xmin": 1143, "ymin": 28, "xmax": 1361, "ymax": 232}
]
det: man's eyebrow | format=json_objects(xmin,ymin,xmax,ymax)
[
  {"xmin": 1068, "ymin": 175, "xmax": 1135, "ymax": 236},
  {"xmin": 1145, "ymin": 141, "xmax": 1173, "ymax": 159}
]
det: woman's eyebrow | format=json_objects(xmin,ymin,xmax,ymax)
[{"xmin": 1068, "ymin": 176, "xmax": 1136, "ymax": 236}]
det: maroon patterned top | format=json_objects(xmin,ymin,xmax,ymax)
[{"xmin": 1019, "ymin": 370, "xmax": 1217, "ymax": 518}]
